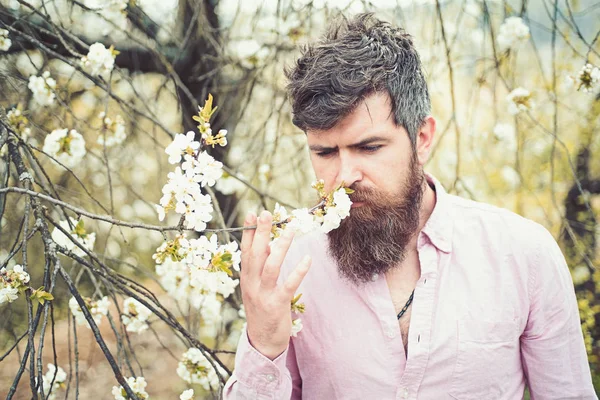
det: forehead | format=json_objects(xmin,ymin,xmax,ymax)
[{"xmin": 306, "ymin": 92, "xmax": 403, "ymax": 146}]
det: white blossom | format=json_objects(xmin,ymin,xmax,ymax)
[
  {"xmin": 0, "ymin": 264, "xmax": 31, "ymax": 305},
  {"xmin": 215, "ymin": 173, "xmax": 246, "ymax": 195},
  {"xmin": 84, "ymin": 0, "xmax": 128, "ymax": 33},
  {"xmin": 194, "ymin": 292, "xmax": 222, "ymax": 326},
  {"xmin": 156, "ymin": 166, "xmax": 215, "ymax": 229},
  {"xmin": 28, "ymin": 71, "xmax": 56, "ymax": 106},
  {"xmin": 154, "ymin": 235, "xmax": 239, "ymax": 311},
  {"xmin": 492, "ymin": 123, "xmax": 516, "ymax": 151},
  {"xmin": 501, "ymin": 165, "xmax": 520, "ymax": 189},
  {"xmin": 321, "ymin": 188, "xmax": 353, "ymax": 233},
  {"xmin": 180, "ymin": 389, "xmax": 194, "ymax": 400},
  {"xmin": 321, "ymin": 211, "xmax": 342, "ymax": 233},
  {"xmin": 291, "ymin": 318, "xmax": 303, "ymax": 337},
  {"xmin": 165, "ymin": 131, "xmax": 200, "ymax": 164},
  {"xmin": 0, "ymin": 286, "xmax": 19, "ymax": 305},
  {"xmin": 506, "ymin": 87, "xmax": 533, "ymax": 115},
  {"xmin": 497, "ymin": 16, "xmax": 530, "ymax": 51},
  {"xmin": 121, "ymin": 297, "xmax": 152, "ymax": 333},
  {"xmin": 176, "ymin": 348, "xmax": 220, "ymax": 390},
  {"xmin": 0, "ymin": 28, "xmax": 11, "ymax": 52},
  {"xmin": 258, "ymin": 163, "xmax": 271, "ymax": 184},
  {"xmin": 567, "ymin": 63, "xmax": 600, "ymax": 93},
  {"xmin": 191, "ymin": 152, "xmax": 223, "ymax": 187},
  {"xmin": 270, "ymin": 202, "xmax": 290, "ymax": 239},
  {"xmin": 43, "ymin": 128, "xmax": 87, "ymax": 168},
  {"xmin": 51, "ymin": 218, "xmax": 96, "ymax": 257},
  {"xmin": 572, "ymin": 265, "xmax": 590, "ymax": 285},
  {"xmin": 81, "ymin": 43, "xmax": 116, "ymax": 78},
  {"xmin": 182, "ymin": 193, "xmax": 214, "ymax": 232},
  {"xmin": 286, "ymin": 208, "xmax": 319, "ymax": 235},
  {"xmin": 230, "ymin": 39, "xmax": 270, "ymax": 69},
  {"xmin": 40, "ymin": 364, "xmax": 67, "ymax": 400},
  {"xmin": 97, "ymin": 112, "xmax": 127, "ymax": 147},
  {"xmin": 7, "ymin": 107, "xmax": 31, "ymax": 140},
  {"xmin": 111, "ymin": 376, "xmax": 149, "ymax": 400},
  {"xmin": 69, "ymin": 296, "xmax": 109, "ymax": 328}
]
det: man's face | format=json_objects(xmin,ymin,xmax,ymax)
[
  {"xmin": 307, "ymin": 92, "xmax": 423, "ymax": 212},
  {"xmin": 306, "ymin": 92, "xmax": 431, "ymax": 284}
]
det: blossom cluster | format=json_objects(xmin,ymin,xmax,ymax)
[
  {"xmin": 7, "ymin": 106, "xmax": 31, "ymax": 141},
  {"xmin": 157, "ymin": 106, "xmax": 225, "ymax": 230},
  {"xmin": 121, "ymin": 297, "xmax": 152, "ymax": 333},
  {"xmin": 81, "ymin": 42, "xmax": 118, "ymax": 79},
  {"xmin": 28, "ymin": 71, "xmax": 56, "ymax": 106},
  {"xmin": 98, "ymin": 112, "xmax": 127, "ymax": 147},
  {"xmin": 271, "ymin": 181, "xmax": 353, "ymax": 238},
  {"xmin": 497, "ymin": 16, "xmax": 530, "ymax": 51},
  {"xmin": 506, "ymin": 87, "xmax": 533, "ymax": 115},
  {"xmin": 0, "ymin": 265, "xmax": 30, "ymax": 305},
  {"xmin": 567, "ymin": 63, "xmax": 600, "ymax": 93},
  {"xmin": 154, "ymin": 95, "xmax": 242, "ymax": 333},
  {"xmin": 51, "ymin": 218, "xmax": 96, "ymax": 256},
  {"xmin": 176, "ymin": 348, "xmax": 221, "ymax": 391},
  {"xmin": 0, "ymin": 28, "xmax": 11, "ymax": 51},
  {"xmin": 40, "ymin": 364, "xmax": 67, "ymax": 400},
  {"xmin": 43, "ymin": 128, "xmax": 87, "ymax": 168},
  {"xmin": 112, "ymin": 376, "xmax": 149, "ymax": 400},
  {"xmin": 69, "ymin": 295, "xmax": 109, "ymax": 328},
  {"xmin": 153, "ymin": 234, "xmax": 240, "ymax": 324}
]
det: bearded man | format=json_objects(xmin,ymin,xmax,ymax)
[{"xmin": 224, "ymin": 13, "xmax": 597, "ymax": 400}]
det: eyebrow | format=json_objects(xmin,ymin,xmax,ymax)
[{"xmin": 309, "ymin": 136, "xmax": 390, "ymax": 152}]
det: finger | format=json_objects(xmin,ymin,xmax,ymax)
[
  {"xmin": 248, "ymin": 210, "xmax": 273, "ymax": 280},
  {"xmin": 260, "ymin": 229, "xmax": 296, "ymax": 289},
  {"xmin": 280, "ymin": 255, "xmax": 312, "ymax": 299},
  {"xmin": 240, "ymin": 212, "xmax": 256, "ymax": 278}
]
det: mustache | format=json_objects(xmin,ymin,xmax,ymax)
[
  {"xmin": 349, "ymin": 187, "xmax": 390, "ymax": 205},
  {"xmin": 348, "ymin": 187, "xmax": 377, "ymax": 203}
]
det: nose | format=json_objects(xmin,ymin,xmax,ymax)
[{"xmin": 337, "ymin": 151, "xmax": 362, "ymax": 188}]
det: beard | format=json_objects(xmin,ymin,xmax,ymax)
[{"xmin": 327, "ymin": 155, "xmax": 425, "ymax": 285}]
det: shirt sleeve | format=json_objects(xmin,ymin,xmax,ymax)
[
  {"xmin": 520, "ymin": 227, "xmax": 598, "ymax": 400},
  {"xmin": 222, "ymin": 327, "xmax": 301, "ymax": 399}
]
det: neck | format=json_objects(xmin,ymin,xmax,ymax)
[{"xmin": 407, "ymin": 177, "xmax": 437, "ymax": 252}]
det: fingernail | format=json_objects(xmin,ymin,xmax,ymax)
[{"xmin": 259, "ymin": 210, "xmax": 270, "ymax": 221}]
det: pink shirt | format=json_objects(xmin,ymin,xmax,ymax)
[{"xmin": 224, "ymin": 175, "xmax": 597, "ymax": 400}]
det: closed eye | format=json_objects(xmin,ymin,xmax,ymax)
[
  {"xmin": 361, "ymin": 145, "xmax": 382, "ymax": 153},
  {"xmin": 316, "ymin": 149, "xmax": 337, "ymax": 158}
]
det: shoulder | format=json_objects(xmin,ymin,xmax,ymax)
[{"xmin": 447, "ymin": 194, "xmax": 556, "ymax": 258}]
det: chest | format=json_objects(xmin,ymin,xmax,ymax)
[{"xmin": 386, "ymin": 252, "xmax": 421, "ymax": 352}]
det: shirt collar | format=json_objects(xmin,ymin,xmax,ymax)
[{"xmin": 421, "ymin": 173, "xmax": 454, "ymax": 253}]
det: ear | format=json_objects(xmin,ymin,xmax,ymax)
[{"xmin": 415, "ymin": 116, "xmax": 436, "ymax": 166}]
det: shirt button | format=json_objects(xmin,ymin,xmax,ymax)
[
  {"xmin": 371, "ymin": 273, "xmax": 379, "ymax": 282},
  {"xmin": 265, "ymin": 374, "xmax": 275, "ymax": 382},
  {"xmin": 386, "ymin": 329, "xmax": 395, "ymax": 338},
  {"xmin": 402, "ymin": 387, "xmax": 409, "ymax": 399}
]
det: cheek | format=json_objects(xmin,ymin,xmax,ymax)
[{"xmin": 310, "ymin": 157, "xmax": 335, "ymax": 184}]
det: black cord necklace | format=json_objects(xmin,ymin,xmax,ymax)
[{"xmin": 397, "ymin": 289, "xmax": 415, "ymax": 320}]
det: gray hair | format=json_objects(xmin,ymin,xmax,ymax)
[{"xmin": 286, "ymin": 13, "xmax": 431, "ymax": 147}]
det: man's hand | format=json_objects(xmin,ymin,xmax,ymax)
[{"xmin": 240, "ymin": 210, "xmax": 312, "ymax": 360}]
